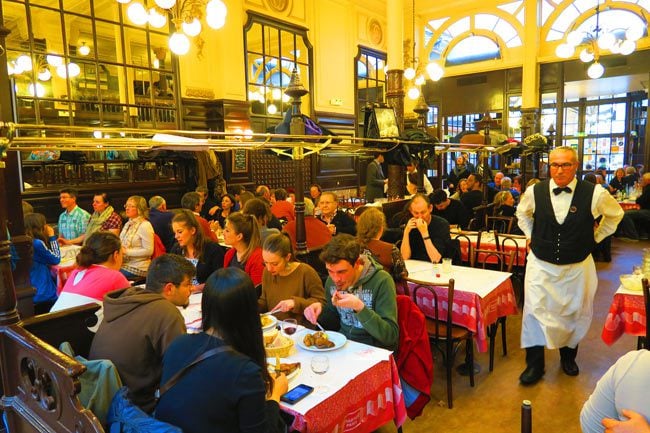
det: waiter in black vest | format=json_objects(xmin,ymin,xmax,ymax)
[{"xmin": 515, "ymin": 146, "xmax": 623, "ymax": 385}]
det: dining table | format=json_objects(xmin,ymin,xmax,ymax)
[
  {"xmin": 618, "ymin": 200, "xmax": 641, "ymax": 211},
  {"xmin": 179, "ymin": 296, "xmax": 407, "ymax": 433},
  {"xmin": 404, "ymin": 259, "xmax": 518, "ymax": 353},
  {"xmin": 601, "ymin": 284, "xmax": 646, "ymax": 346},
  {"xmin": 452, "ymin": 229, "xmax": 528, "ymax": 267}
]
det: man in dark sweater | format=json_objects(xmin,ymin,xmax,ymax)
[
  {"xmin": 461, "ymin": 173, "xmax": 485, "ymax": 215},
  {"xmin": 400, "ymin": 194, "xmax": 451, "ymax": 263},
  {"xmin": 148, "ymin": 195, "xmax": 175, "ymax": 251},
  {"xmin": 430, "ymin": 189, "xmax": 470, "ymax": 229},
  {"xmin": 317, "ymin": 191, "xmax": 356, "ymax": 236},
  {"xmin": 515, "ymin": 146, "xmax": 623, "ymax": 386},
  {"xmin": 616, "ymin": 172, "xmax": 650, "ymax": 240},
  {"xmin": 90, "ymin": 254, "xmax": 196, "ymax": 412}
]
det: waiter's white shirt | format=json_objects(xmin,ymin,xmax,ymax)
[
  {"xmin": 516, "ymin": 178, "xmax": 623, "ymax": 349},
  {"xmin": 406, "ymin": 169, "xmax": 433, "ymax": 195}
]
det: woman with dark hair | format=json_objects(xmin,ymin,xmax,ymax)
[
  {"xmin": 24, "ymin": 213, "xmax": 60, "ymax": 314},
  {"xmin": 259, "ymin": 233, "xmax": 325, "ymax": 326},
  {"xmin": 223, "ymin": 212, "xmax": 265, "ymax": 286},
  {"xmin": 609, "ymin": 168, "xmax": 626, "ymax": 195},
  {"xmin": 156, "ymin": 267, "xmax": 288, "ymax": 433},
  {"xmin": 213, "ymin": 193, "xmax": 236, "ymax": 230},
  {"xmin": 51, "ymin": 231, "xmax": 129, "ymax": 312},
  {"xmin": 170, "ymin": 209, "xmax": 225, "ymax": 290}
]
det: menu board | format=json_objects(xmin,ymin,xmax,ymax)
[{"xmin": 232, "ymin": 149, "xmax": 248, "ymax": 173}]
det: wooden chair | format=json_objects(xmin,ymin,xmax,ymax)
[
  {"xmin": 469, "ymin": 246, "xmax": 516, "ymax": 372},
  {"xmin": 452, "ymin": 232, "xmax": 472, "ymax": 266},
  {"xmin": 638, "ymin": 277, "xmax": 649, "ymax": 349},
  {"xmin": 412, "ymin": 279, "xmax": 474, "ymax": 409},
  {"xmin": 468, "ymin": 203, "xmax": 494, "ymax": 231},
  {"xmin": 486, "ymin": 216, "xmax": 514, "ymax": 234},
  {"xmin": 500, "ymin": 234, "xmax": 527, "ymax": 306}
]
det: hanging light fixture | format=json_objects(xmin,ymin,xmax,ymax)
[
  {"xmin": 555, "ymin": 5, "xmax": 645, "ymax": 79},
  {"xmin": 404, "ymin": 0, "xmax": 444, "ymax": 100},
  {"xmin": 78, "ymin": 42, "xmax": 91, "ymax": 56},
  {"xmin": 116, "ymin": 0, "xmax": 227, "ymax": 56}
]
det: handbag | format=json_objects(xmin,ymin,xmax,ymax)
[{"xmin": 107, "ymin": 346, "xmax": 231, "ymax": 433}]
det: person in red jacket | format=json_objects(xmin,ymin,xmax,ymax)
[{"xmin": 223, "ymin": 212, "xmax": 264, "ymax": 287}]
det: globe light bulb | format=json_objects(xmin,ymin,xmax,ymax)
[
  {"xmin": 206, "ymin": 0, "xmax": 227, "ymax": 29},
  {"xmin": 154, "ymin": 0, "xmax": 176, "ymax": 9},
  {"xmin": 169, "ymin": 32, "xmax": 190, "ymax": 55},
  {"xmin": 407, "ymin": 86, "xmax": 420, "ymax": 100},
  {"xmin": 404, "ymin": 67, "xmax": 416, "ymax": 80},
  {"xmin": 555, "ymin": 43, "xmax": 574, "ymax": 59},
  {"xmin": 619, "ymin": 39, "xmax": 635, "ymax": 55},
  {"xmin": 116, "ymin": 0, "xmax": 131, "ymax": 4},
  {"xmin": 206, "ymin": 12, "xmax": 226, "ymax": 29},
  {"xmin": 38, "ymin": 68, "xmax": 52, "ymax": 81},
  {"xmin": 56, "ymin": 64, "xmax": 68, "ymax": 78},
  {"xmin": 415, "ymin": 75, "xmax": 425, "ymax": 86},
  {"xmin": 28, "ymin": 82, "xmax": 46, "ymax": 98},
  {"xmin": 127, "ymin": 2, "xmax": 148, "ymax": 26},
  {"xmin": 587, "ymin": 62, "xmax": 604, "ymax": 79},
  {"xmin": 16, "ymin": 55, "xmax": 33, "ymax": 72},
  {"xmin": 426, "ymin": 62, "xmax": 444, "ymax": 81},
  {"xmin": 626, "ymin": 25, "xmax": 644, "ymax": 42},
  {"xmin": 267, "ymin": 103, "xmax": 278, "ymax": 115},
  {"xmin": 78, "ymin": 43, "xmax": 90, "ymax": 56},
  {"xmin": 67, "ymin": 62, "xmax": 81, "ymax": 78},
  {"xmin": 579, "ymin": 48, "xmax": 594, "ymax": 63},
  {"xmin": 46, "ymin": 55, "xmax": 64, "ymax": 67},
  {"xmin": 7, "ymin": 61, "xmax": 15, "ymax": 75},
  {"xmin": 148, "ymin": 8, "xmax": 167, "ymax": 28},
  {"xmin": 182, "ymin": 18, "xmax": 201, "ymax": 37},
  {"xmin": 271, "ymin": 88, "xmax": 282, "ymax": 101},
  {"xmin": 597, "ymin": 32, "xmax": 616, "ymax": 51}
]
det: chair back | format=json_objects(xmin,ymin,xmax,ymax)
[
  {"xmin": 641, "ymin": 278, "xmax": 650, "ymax": 350},
  {"xmin": 500, "ymin": 235, "xmax": 526, "ymax": 267},
  {"xmin": 486, "ymin": 216, "xmax": 514, "ymax": 234},
  {"xmin": 470, "ymin": 245, "xmax": 515, "ymax": 273},
  {"xmin": 412, "ymin": 279, "xmax": 455, "ymax": 341},
  {"xmin": 476, "ymin": 229, "xmax": 499, "ymax": 250},
  {"xmin": 468, "ymin": 203, "xmax": 494, "ymax": 231}
]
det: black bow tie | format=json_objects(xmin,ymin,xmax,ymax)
[{"xmin": 553, "ymin": 186, "xmax": 572, "ymax": 195}]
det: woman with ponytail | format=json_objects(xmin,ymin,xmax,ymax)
[
  {"xmin": 51, "ymin": 231, "xmax": 130, "ymax": 312},
  {"xmin": 223, "ymin": 212, "xmax": 265, "ymax": 287}
]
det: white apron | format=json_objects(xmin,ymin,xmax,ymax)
[{"xmin": 520, "ymin": 251, "xmax": 598, "ymax": 349}]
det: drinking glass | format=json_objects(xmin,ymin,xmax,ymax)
[
  {"xmin": 282, "ymin": 319, "xmax": 298, "ymax": 336},
  {"xmin": 311, "ymin": 355, "xmax": 329, "ymax": 375},
  {"xmin": 442, "ymin": 258, "xmax": 453, "ymax": 273}
]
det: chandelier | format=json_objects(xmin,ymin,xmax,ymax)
[
  {"xmin": 555, "ymin": 6, "xmax": 645, "ymax": 79},
  {"xmin": 404, "ymin": 0, "xmax": 444, "ymax": 100},
  {"xmin": 117, "ymin": 0, "xmax": 228, "ymax": 56}
]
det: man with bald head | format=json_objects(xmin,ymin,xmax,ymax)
[{"xmin": 516, "ymin": 146, "xmax": 623, "ymax": 385}]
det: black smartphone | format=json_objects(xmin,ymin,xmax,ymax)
[{"xmin": 280, "ymin": 384, "xmax": 314, "ymax": 404}]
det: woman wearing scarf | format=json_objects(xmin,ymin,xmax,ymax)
[{"xmin": 85, "ymin": 192, "xmax": 123, "ymax": 239}]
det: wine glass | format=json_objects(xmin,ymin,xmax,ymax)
[
  {"xmin": 310, "ymin": 355, "xmax": 330, "ymax": 395},
  {"xmin": 282, "ymin": 319, "xmax": 297, "ymax": 336}
]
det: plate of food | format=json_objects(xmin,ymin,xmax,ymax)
[
  {"xmin": 266, "ymin": 357, "xmax": 301, "ymax": 381},
  {"xmin": 295, "ymin": 329, "xmax": 347, "ymax": 352},
  {"xmin": 261, "ymin": 314, "xmax": 278, "ymax": 331}
]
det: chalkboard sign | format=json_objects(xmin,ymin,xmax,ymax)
[{"xmin": 232, "ymin": 149, "xmax": 248, "ymax": 173}]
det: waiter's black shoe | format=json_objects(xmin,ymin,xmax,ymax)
[
  {"xmin": 561, "ymin": 359, "xmax": 580, "ymax": 376},
  {"xmin": 519, "ymin": 365, "xmax": 545, "ymax": 385}
]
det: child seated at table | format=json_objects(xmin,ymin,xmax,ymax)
[
  {"xmin": 51, "ymin": 231, "xmax": 130, "ymax": 312},
  {"xmin": 24, "ymin": 213, "xmax": 61, "ymax": 314}
]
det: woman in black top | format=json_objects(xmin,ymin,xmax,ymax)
[
  {"xmin": 170, "ymin": 209, "xmax": 225, "ymax": 291},
  {"xmin": 156, "ymin": 267, "xmax": 288, "ymax": 433},
  {"xmin": 608, "ymin": 168, "xmax": 626, "ymax": 195}
]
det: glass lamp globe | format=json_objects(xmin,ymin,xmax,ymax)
[
  {"xmin": 414, "ymin": 75, "xmax": 425, "ymax": 86},
  {"xmin": 117, "ymin": 0, "xmax": 131, "ymax": 3},
  {"xmin": 56, "ymin": 64, "xmax": 68, "ymax": 78},
  {"xmin": 148, "ymin": 8, "xmax": 167, "ymax": 28},
  {"xmin": 597, "ymin": 32, "xmax": 616, "ymax": 51},
  {"xmin": 28, "ymin": 82, "xmax": 46, "ymax": 98},
  {"xmin": 407, "ymin": 86, "xmax": 420, "ymax": 100},
  {"xmin": 182, "ymin": 18, "xmax": 202, "ymax": 37},
  {"xmin": 555, "ymin": 43, "xmax": 574, "ymax": 58},
  {"xmin": 169, "ymin": 32, "xmax": 190, "ymax": 55},
  {"xmin": 127, "ymin": 2, "xmax": 148, "ymax": 26},
  {"xmin": 587, "ymin": 62, "xmax": 604, "ymax": 79},
  {"xmin": 67, "ymin": 62, "xmax": 81, "ymax": 78},
  {"xmin": 154, "ymin": 0, "xmax": 176, "ymax": 9},
  {"xmin": 78, "ymin": 43, "xmax": 90, "ymax": 56},
  {"xmin": 619, "ymin": 39, "xmax": 635, "ymax": 55},
  {"xmin": 267, "ymin": 103, "xmax": 278, "ymax": 115},
  {"xmin": 38, "ymin": 68, "xmax": 52, "ymax": 81},
  {"xmin": 610, "ymin": 42, "xmax": 621, "ymax": 54},
  {"xmin": 426, "ymin": 62, "xmax": 444, "ymax": 81},
  {"xmin": 579, "ymin": 48, "xmax": 594, "ymax": 63},
  {"xmin": 7, "ymin": 62, "xmax": 15, "ymax": 75},
  {"xmin": 46, "ymin": 55, "xmax": 64, "ymax": 67},
  {"xmin": 206, "ymin": 0, "xmax": 227, "ymax": 29},
  {"xmin": 16, "ymin": 55, "xmax": 33, "ymax": 72},
  {"xmin": 206, "ymin": 12, "xmax": 226, "ymax": 29},
  {"xmin": 404, "ymin": 67, "xmax": 416, "ymax": 80},
  {"xmin": 626, "ymin": 25, "xmax": 644, "ymax": 42}
]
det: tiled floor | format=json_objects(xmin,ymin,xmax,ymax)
[{"xmin": 378, "ymin": 238, "xmax": 649, "ymax": 433}]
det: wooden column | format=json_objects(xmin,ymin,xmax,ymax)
[{"xmin": 285, "ymin": 69, "xmax": 308, "ymax": 254}]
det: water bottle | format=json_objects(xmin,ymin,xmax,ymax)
[{"xmin": 521, "ymin": 400, "xmax": 532, "ymax": 433}]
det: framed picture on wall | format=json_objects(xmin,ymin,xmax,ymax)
[{"xmin": 232, "ymin": 149, "xmax": 249, "ymax": 173}]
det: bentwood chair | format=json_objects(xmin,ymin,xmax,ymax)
[
  {"xmin": 469, "ymin": 246, "xmax": 516, "ymax": 372},
  {"xmin": 412, "ymin": 279, "xmax": 474, "ymax": 409},
  {"xmin": 486, "ymin": 216, "xmax": 514, "ymax": 234},
  {"xmin": 638, "ymin": 277, "xmax": 649, "ymax": 349}
]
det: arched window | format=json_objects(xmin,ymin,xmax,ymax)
[{"xmin": 446, "ymin": 36, "xmax": 501, "ymax": 66}]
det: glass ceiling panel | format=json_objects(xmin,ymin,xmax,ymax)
[
  {"xmin": 497, "ymin": 1, "xmax": 522, "ymax": 15},
  {"xmin": 506, "ymin": 35, "xmax": 522, "ymax": 47},
  {"xmin": 576, "ymin": 9, "xmax": 645, "ymax": 34},
  {"xmin": 516, "ymin": 9, "xmax": 524, "ymax": 25},
  {"xmin": 573, "ymin": 0, "xmax": 599, "ymax": 13},
  {"xmin": 446, "ymin": 17, "xmax": 470, "ymax": 37},
  {"xmin": 494, "ymin": 20, "xmax": 518, "ymax": 42},
  {"xmin": 446, "ymin": 36, "xmax": 500, "ymax": 65},
  {"xmin": 547, "ymin": 6, "xmax": 580, "ymax": 41},
  {"xmin": 428, "ymin": 17, "xmax": 449, "ymax": 30},
  {"xmin": 541, "ymin": 0, "xmax": 555, "ymax": 25},
  {"xmin": 475, "ymin": 14, "xmax": 499, "ymax": 31}
]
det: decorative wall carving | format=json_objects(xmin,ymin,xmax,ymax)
[
  {"xmin": 185, "ymin": 87, "xmax": 216, "ymax": 99},
  {"xmin": 266, "ymin": 0, "xmax": 289, "ymax": 12},
  {"xmin": 368, "ymin": 19, "xmax": 383, "ymax": 46}
]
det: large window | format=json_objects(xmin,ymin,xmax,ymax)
[
  {"xmin": 244, "ymin": 13, "xmax": 312, "ymax": 133},
  {"xmin": 4, "ymin": 0, "xmax": 178, "ymax": 130},
  {"xmin": 355, "ymin": 46, "xmax": 386, "ymax": 137}
]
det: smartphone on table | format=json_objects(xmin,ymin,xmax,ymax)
[{"xmin": 280, "ymin": 384, "xmax": 314, "ymax": 404}]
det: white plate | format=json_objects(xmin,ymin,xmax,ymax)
[
  {"xmin": 295, "ymin": 329, "xmax": 347, "ymax": 352},
  {"xmin": 261, "ymin": 314, "xmax": 278, "ymax": 331},
  {"xmin": 266, "ymin": 358, "xmax": 301, "ymax": 381}
]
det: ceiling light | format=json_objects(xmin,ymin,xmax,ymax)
[
  {"xmin": 78, "ymin": 43, "xmax": 90, "ymax": 56},
  {"xmin": 587, "ymin": 62, "xmax": 604, "ymax": 79},
  {"xmin": 127, "ymin": 2, "xmax": 148, "ymax": 26},
  {"xmin": 169, "ymin": 32, "xmax": 190, "ymax": 55}
]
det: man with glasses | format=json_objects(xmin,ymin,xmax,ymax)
[
  {"xmin": 90, "ymin": 254, "xmax": 196, "ymax": 412},
  {"xmin": 516, "ymin": 146, "xmax": 623, "ymax": 385},
  {"xmin": 57, "ymin": 188, "xmax": 91, "ymax": 245}
]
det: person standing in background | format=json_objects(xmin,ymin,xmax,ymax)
[{"xmin": 365, "ymin": 152, "xmax": 387, "ymax": 203}]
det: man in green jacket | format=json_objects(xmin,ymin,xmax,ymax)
[{"xmin": 304, "ymin": 234, "xmax": 398, "ymax": 351}]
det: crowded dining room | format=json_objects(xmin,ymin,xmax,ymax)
[{"xmin": 0, "ymin": 0, "xmax": 649, "ymax": 432}]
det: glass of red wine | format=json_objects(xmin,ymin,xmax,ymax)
[{"xmin": 282, "ymin": 319, "xmax": 298, "ymax": 336}]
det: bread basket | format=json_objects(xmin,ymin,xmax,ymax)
[{"xmin": 265, "ymin": 334, "xmax": 294, "ymax": 358}]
